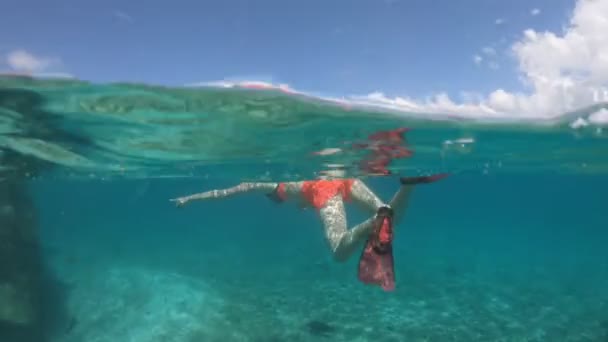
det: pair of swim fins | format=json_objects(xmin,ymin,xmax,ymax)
[{"xmin": 357, "ymin": 173, "xmax": 449, "ymax": 291}]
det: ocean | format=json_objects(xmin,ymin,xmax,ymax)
[{"xmin": 1, "ymin": 76, "xmax": 607, "ymax": 341}]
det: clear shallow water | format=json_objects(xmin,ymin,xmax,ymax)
[{"xmin": 1, "ymin": 76, "xmax": 608, "ymax": 341}]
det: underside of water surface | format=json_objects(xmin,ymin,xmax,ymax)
[
  {"xmin": 1, "ymin": 76, "xmax": 607, "ymax": 180},
  {"xmin": 1, "ymin": 76, "xmax": 608, "ymax": 342}
]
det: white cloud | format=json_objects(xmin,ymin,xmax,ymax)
[
  {"xmin": 589, "ymin": 108, "xmax": 608, "ymax": 125},
  {"xmin": 477, "ymin": 46, "xmax": 500, "ymax": 70},
  {"xmin": 482, "ymin": 47, "xmax": 496, "ymax": 55},
  {"xmin": 113, "ymin": 10, "xmax": 134, "ymax": 23},
  {"xmin": 570, "ymin": 117, "xmax": 589, "ymax": 128},
  {"xmin": 504, "ymin": 0, "xmax": 608, "ymax": 114},
  {"xmin": 188, "ymin": 0, "xmax": 607, "ymax": 124},
  {"xmin": 531, "ymin": 8, "xmax": 541, "ymax": 16},
  {"xmin": 1, "ymin": 50, "xmax": 72, "ymax": 79},
  {"xmin": 350, "ymin": 0, "xmax": 608, "ymax": 122},
  {"xmin": 5, "ymin": 50, "xmax": 59, "ymax": 73},
  {"xmin": 495, "ymin": 18, "xmax": 506, "ymax": 25},
  {"xmin": 185, "ymin": 79, "xmax": 296, "ymax": 94}
]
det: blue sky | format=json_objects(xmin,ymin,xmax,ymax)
[
  {"xmin": 2, "ymin": 0, "xmax": 607, "ymax": 121},
  {"xmin": 0, "ymin": 0, "xmax": 574, "ymax": 95}
]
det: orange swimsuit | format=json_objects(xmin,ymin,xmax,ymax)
[{"xmin": 275, "ymin": 179, "xmax": 356, "ymax": 209}]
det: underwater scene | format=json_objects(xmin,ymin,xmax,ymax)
[{"xmin": 0, "ymin": 75, "xmax": 608, "ymax": 342}]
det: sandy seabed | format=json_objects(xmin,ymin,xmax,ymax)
[{"xmin": 46, "ymin": 243, "xmax": 608, "ymax": 342}]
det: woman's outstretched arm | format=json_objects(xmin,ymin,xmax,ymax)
[{"xmin": 170, "ymin": 182, "xmax": 279, "ymax": 206}]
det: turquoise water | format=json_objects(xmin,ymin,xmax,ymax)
[{"xmin": 1, "ymin": 76, "xmax": 608, "ymax": 341}]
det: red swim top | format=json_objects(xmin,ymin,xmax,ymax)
[{"xmin": 276, "ymin": 179, "xmax": 356, "ymax": 210}]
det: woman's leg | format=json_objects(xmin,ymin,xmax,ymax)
[
  {"xmin": 387, "ymin": 185, "xmax": 414, "ymax": 227},
  {"xmin": 319, "ymin": 195, "xmax": 376, "ymax": 262},
  {"xmin": 351, "ymin": 178, "xmax": 416, "ymax": 229},
  {"xmin": 349, "ymin": 179, "xmax": 386, "ymax": 215}
]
